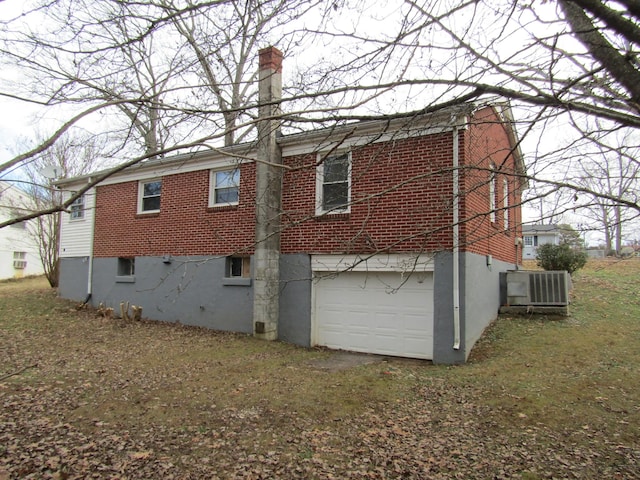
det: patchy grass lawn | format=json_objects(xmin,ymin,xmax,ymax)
[{"xmin": 1, "ymin": 260, "xmax": 639, "ymax": 479}]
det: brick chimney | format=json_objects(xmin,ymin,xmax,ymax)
[{"xmin": 253, "ymin": 46, "xmax": 283, "ymax": 340}]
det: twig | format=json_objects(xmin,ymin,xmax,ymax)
[{"xmin": 0, "ymin": 364, "xmax": 38, "ymax": 382}]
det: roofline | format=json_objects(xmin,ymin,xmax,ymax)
[{"xmin": 55, "ymin": 98, "xmax": 525, "ymax": 187}]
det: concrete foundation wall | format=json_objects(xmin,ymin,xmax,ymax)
[
  {"xmin": 433, "ymin": 251, "xmax": 516, "ymax": 364},
  {"xmin": 59, "ymin": 254, "xmax": 312, "ymax": 344},
  {"xmin": 58, "ymin": 257, "xmax": 90, "ymax": 302},
  {"xmin": 462, "ymin": 253, "xmax": 514, "ymax": 350},
  {"xmin": 60, "ymin": 251, "xmax": 510, "ymax": 364},
  {"xmin": 278, "ymin": 254, "xmax": 312, "ymax": 347},
  {"xmin": 91, "ymin": 256, "xmax": 254, "ymax": 333}
]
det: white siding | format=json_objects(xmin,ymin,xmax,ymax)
[
  {"xmin": 59, "ymin": 188, "xmax": 95, "ymax": 258},
  {"xmin": 0, "ymin": 181, "xmax": 45, "ymax": 279}
]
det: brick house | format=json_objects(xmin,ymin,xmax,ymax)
[{"xmin": 56, "ymin": 47, "xmax": 526, "ymax": 364}]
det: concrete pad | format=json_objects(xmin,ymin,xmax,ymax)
[{"xmin": 307, "ymin": 351, "xmax": 384, "ymax": 371}]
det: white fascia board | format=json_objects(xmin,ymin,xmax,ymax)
[
  {"xmin": 311, "ymin": 253, "xmax": 435, "ymax": 273},
  {"xmin": 55, "ymin": 145, "xmax": 257, "ymax": 188},
  {"xmin": 98, "ymin": 153, "xmax": 255, "ymax": 186}
]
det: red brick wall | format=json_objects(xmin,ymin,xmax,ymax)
[
  {"xmin": 281, "ymin": 133, "xmax": 455, "ymax": 254},
  {"xmin": 459, "ymin": 106, "xmax": 523, "ymax": 264},
  {"xmin": 92, "ymin": 116, "xmax": 523, "ymax": 261},
  {"xmin": 93, "ymin": 166, "xmax": 257, "ymax": 257}
]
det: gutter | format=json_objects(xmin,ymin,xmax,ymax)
[
  {"xmin": 452, "ymin": 125, "xmax": 461, "ymax": 351},
  {"xmin": 85, "ymin": 178, "xmax": 96, "ymax": 304}
]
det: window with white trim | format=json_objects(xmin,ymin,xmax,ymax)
[
  {"xmin": 138, "ymin": 179, "xmax": 162, "ymax": 213},
  {"xmin": 489, "ymin": 164, "xmax": 496, "ymax": 223},
  {"xmin": 13, "ymin": 251, "xmax": 27, "ymax": 270},
  {"xmin": 70, "ymin": 194, "xmax": 85, "ymax": 220},
  {"xmin": 524, "ymin": 236, "xmax": 533, "ymax": 246},
  {"xmin": 210, "ymin": 168, "xmax": 240, "ymax": 206},
  {"xmin": 503, "ymin": 179, "xmax": 509, "ymax": 230},
  {"xmin": 317, "ymin": 152, "xmax": 351, "ymax": 214}
]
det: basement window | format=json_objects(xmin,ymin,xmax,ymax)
[
  {"xmin": 116, "ymin": 257, "xmax": 136, "ymax": 283},
  {"xmin": 223, "ymin": 256, "xmax": 251, "ymax": 286}
]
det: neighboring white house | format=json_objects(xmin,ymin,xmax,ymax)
[
  {"xmin": 0, "ymin": 181, "xmax": 45, "ymax": 280},
  {"xmin": 522, "ymin": 224, "xmax": 562, "ymax": 260}
]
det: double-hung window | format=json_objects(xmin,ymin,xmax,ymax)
[
  {"xmin": 70, "ymin": 194, "xmax": 85, "ymax": 220},
  {"xmin": 210, "ymin": 168, "xmax": 240, "ymax": 206},
  {"xmin": 503, "ymin": 179, "xmax": 509, "ymax": 230},
  {"xmin": 317, "ymin": 152, "xmax": 351, "ymax": 214},
  {"xmin": 489, "ymin": 164, "xmax": 496, "ymax": 223},
  {"xmin": 139, "ymin": 179, "xmax": 162, "ymax": 213},
  {"xmin": 13, "ymin": 251, "xmax": 27, "ymax": 270}
]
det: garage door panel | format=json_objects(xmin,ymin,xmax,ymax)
[{"xmin": 314, "ymin": 271, "xmax": 434, "ymax": 360}]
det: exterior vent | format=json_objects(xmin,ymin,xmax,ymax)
[
  {"xmin": 13, "ymin": 260, "xmax": 27, "ymax": 270},
  {"xmin": 505, "ymin": 270, "xmax": 569, "ymax": 306}
]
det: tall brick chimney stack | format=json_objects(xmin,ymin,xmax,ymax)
[{"xmin": 253, "ymin": 46, "xmax": 283, "ymax": 341}]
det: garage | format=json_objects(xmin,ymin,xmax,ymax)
[{"xmin": 313, "ymin": 270, "xmax": 434, "ymax": 359}]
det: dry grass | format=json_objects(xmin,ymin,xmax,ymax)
[{"xmin": 1, "ymin": 260, "xmax": 639, "ymax": 479}]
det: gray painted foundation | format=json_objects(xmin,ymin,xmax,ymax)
[
  {"xmin": 59, "ymin": 250, "xmax": 514, "ymax": 364},
  {"xmin": 432, "ymin": 251, "xmax": 517, "ymax": 364},
  {"xmin": 278, "ymin": 254, "xmax": 312, "ymax": 347},
  {"xmin": 59, "ymin": 254, "xmax": 311, "ymax": 344},
  {"xmin": 58, "ymin": 257, "xmax": 90, "ymax": 302}
]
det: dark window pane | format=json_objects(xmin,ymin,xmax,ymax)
[
  {"xmin": 324, "ymin": 155, "xmax": 349, "ymax": 182},
  {"xmin": 144, "ymin": 181, "xmax": 162, "ymax": 196},
  {"xmin": 323, "ymin": 183, "xmax": 348, "ymax": 209},
  {"xmin": 215, "ymin": 187, "xmax": 239, "ymax": 204},
  {"xmin": 143, "ymin": 196, "xmax": 161, "ymax": 211},
  {"xmin": 118, "ymin": 258, "xmax": 135, "ymax": 276},
  {"xmin": 230, "ymin": 257, "xmax": 243, "ymax": 277}
]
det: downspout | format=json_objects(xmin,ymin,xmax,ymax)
[
  {"xmin": 452, "ymin": 126, "xmax": 461, "ymax": 350},
  {"xmin": 85, "ymin": 179, "xmax": 96, "ymax": 304}
]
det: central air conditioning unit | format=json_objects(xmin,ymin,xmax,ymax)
[{"xmin": 501, "ymin": 270, "xmax": 570, "ymax": 314}]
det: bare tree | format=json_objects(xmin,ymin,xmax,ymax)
[
  {"xmin": 1, "ymin": 0, "xmax": 639, "ymax": 229},
  {"xmin": 19, "ymin": 131, "xmax": 108, "ymax": 286}
]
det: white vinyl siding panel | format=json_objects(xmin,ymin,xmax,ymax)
[{"xmin": 59, "ymin": 189, "xmax": 96, "ymax": 258}]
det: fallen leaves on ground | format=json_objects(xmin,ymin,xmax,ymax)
[{"xmin": 1, "ymin": 275, "xmax": 639, "ymax": 479}]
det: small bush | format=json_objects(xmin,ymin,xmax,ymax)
[{"xmin": 536, "ymin": 243, "xmax": 588, "ymax": 274}]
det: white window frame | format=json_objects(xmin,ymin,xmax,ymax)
[
  {"xmin": 69, "ymin": 194, "xmax": 85, "ymax": 220},
  {"xmin": 489, "ymin": 165, "xmax": 496, "ymax": 223},
  {"xmin": 316, "ymin": 151, "xmax": 351, "ymax": 215},
  {"xmin": 209, "ymin": 168, "xmax": 240, "ymax": 207},
  {"xmin": 524, "ymin": 236, "xmax": 533, "ymax": 246},
  {"xmin": 503, "ymin": 179, "xmax": 509, "ymax": 230},
  {"xmin": 138, "ymin": 179, "xmax": 162, "ymax": 214},
  {"xmin": 13, "ymin": 251, "xmax": 27, "ymax": 270}
]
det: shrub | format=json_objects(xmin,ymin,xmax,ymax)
[{"xmin": 536, "ymin": 243, "xmax": 588, "ymax": 274}]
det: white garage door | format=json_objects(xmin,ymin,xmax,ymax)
[{"xmin": 313, "ymin": 271, "xmax": 434, "ymax": 359}]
